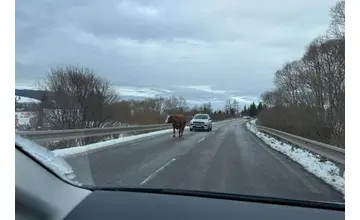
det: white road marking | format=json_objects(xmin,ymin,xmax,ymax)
[
  {"xmin": 140, "ymin": 158, "xmax": 176, "ymax": 185},
  {"xmin": 197, "ymin": 137, "xmax": 206, "ymax": 143}
]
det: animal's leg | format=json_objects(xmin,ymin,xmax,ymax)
[{"xmin": 180, "ymin": 123, "xmax": 184, "ymax": 137}]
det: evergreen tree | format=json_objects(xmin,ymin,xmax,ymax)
[
  {"xmin": 249, "ymin": 102, "xmax": 257, "ymax": 117},
  {"xmin": 257, "ymin": 102, "xmax": 263, "ymax": 113},
  {"xmin": 242, "ymin": 105, "xmax": 248, "ymax": 116}
]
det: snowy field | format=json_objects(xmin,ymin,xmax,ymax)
[
  {"xmin": 15, "ymin": 110, "xmax": 134, "ymax": 130},
  {"xmin": 15, "ymin": 111, "xmax": 36, "ymax": 126},
  {"xmin": 16, "ymin": 96, "xmax": 40, "ymax": 103},
  {"xmin": 246, "ymin": 120, "xmax": 345, "ymax": 195}
]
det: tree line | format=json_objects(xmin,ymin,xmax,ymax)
[
  {"xmin": 15, "ymin": 65, "xmax": 241, "ymax": 148},
  {"xmin": 16, "ymin": 65, "xmax": 239, "ymax": 132},
  {"xmin": 241, "ymin": 102, "xmax": 267, "ymax": 117},
  {"xmin": 258, "ymin": 0, "xmax": 345, "ymax": 147}
]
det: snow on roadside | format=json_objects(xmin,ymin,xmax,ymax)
[
  {"xmin": 246, "ymin": 120, "xmax": 345, "ymax": 195},
  {"xmin": 53, "ymin": 127, "xmax": 189, "ymax": 157}
]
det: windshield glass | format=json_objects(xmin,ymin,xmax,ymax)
[
  {"xmin": 15, "ymin": 0, "xmax": 345, "ymax": 204},
  {"xmin": 193, "ymin": 115, "xmax": 208, "ymax": 120}
]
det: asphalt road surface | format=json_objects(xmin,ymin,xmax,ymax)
[{"xmin": 66, "ymin": 119, "xmax": 344, "ymax": 203}]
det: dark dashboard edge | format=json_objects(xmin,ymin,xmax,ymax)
[{"xmin": 90, "ymin": 187, "xmax": 345, "ymax": 211}]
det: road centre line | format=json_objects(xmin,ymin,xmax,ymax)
[
  {"xmin": 197, "ymin": 137, "xmax": 206, "ymax": 143},
  {"xmin": 140, "ymin": 158, "xmax": 176, "ymax": 185}
]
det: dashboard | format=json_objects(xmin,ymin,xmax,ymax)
[{"xmin": 65, "ymin": 189, "xmax": 344, "ymax": 220}]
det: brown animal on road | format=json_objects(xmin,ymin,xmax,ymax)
[{"xmin": 165, "ymin": 114, "xmax": 186, "ymax": 138}]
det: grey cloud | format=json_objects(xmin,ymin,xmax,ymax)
[
  {"xmin": 15, "ymin": 0, "xmax": 337, "ymax": 106},
  {"xmin": 114, "ymin": 85, "xmax": 258, "ymax": 110},
  {"xmin": 16, "ymin": 0, "xmax": 333, "ymax": 42},
  {"xmin": 74, "ymin": 0, "xmax": 332, "ymax": 42}
]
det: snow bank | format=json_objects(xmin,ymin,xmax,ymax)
[
  {"xmin": 246, "ymin": 120, "xmax": 345, "ymax": 195},
  {"xmin": 53, "ymin": 127, "xmax": 189, "ymax": 157}
]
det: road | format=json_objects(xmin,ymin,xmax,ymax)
[{"xmin": 66, "ymin": 119, "xmax": 344, "ymax": 203}]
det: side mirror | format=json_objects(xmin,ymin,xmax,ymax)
[{"xmin": 209, "ymin": 118, "xmax": 212, "ymax": 121}]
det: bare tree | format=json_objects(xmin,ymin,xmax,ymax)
[
  {"xmin": 232, "ymin": 99, "xmax": 240, "ymax": 115},
  {"xmin": 328, "ymin": 0, "xmax": 345, "ymax": 39},
  {"xmin": 38, "ymin": 65, "xmax": 119, "ymax": 131},
  {"xmin": 258, "ymin": 1, "xmax": 345, "ymax": 147},
  {"xmin": 201, "ymin": 102, "xmax": 213, "ymax": 114},
  {"xmin": 224, "ymin": 99, "xmax": 232, "ymax": 115}
]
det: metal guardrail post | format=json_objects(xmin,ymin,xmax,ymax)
[
  {"xmin": 16, "ymin": 124, "xmax": 173, "ymax": 143},
  {"xmin": 38, "ymin": 104, "xmax": 44, "ymax": 129},
  {"xmin": 339, "ymin": 164, "xmax": 345, "ymax": 177},
  {"xmin": 253, "ymin": 124, "xmax": 345, "ymax": 177},
  {"xmin": 15, "ymin": 119, "xmax": 234, "ymax": 143}
]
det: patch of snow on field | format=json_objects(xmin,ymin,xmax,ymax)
[
  {"xmin": 246, "ymin": 120, "xmax": 344, "ymax": 195},
  {"xmin": 16, "ymin": 96, "xmax": 40, "ymax": 103},
  {"xmin": 53, "ymin": 127, "xmax": 189, "ymax": 157},
  {"xmin": 16, "ymin": 111, "xmax": 36, "ymax": 126}
]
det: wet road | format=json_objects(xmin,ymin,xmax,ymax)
[{"xmin": 66, "ymin": 119, "xmax": 344, "ymax": 202}]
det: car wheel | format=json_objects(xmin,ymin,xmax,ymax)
[{"xmin": 190, "ymin": 128, "xmax": 193, "ymax": 131}]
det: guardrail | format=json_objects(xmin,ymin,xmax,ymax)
[
  {"xmin": 255, "ymin": 125, "xmax": 345, "ymax": 176},
  {"xmin": 15, "ymin": 119, "xmax": 236, "ymax": 144},
  {"xmin": 16, "ymin": 124, "xmax": 173, "ymax": 143}
]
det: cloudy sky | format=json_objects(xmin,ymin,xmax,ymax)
[{"xmin": 15, "ymin": 0, "xmax": 337, "ymax": 109}]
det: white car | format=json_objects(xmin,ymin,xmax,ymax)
[{"xmin": 190, "ymin": 114, "xmax": 213, "ymax": 132}]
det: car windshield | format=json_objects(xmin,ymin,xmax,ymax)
[
  {"xmin": 193, "ymin": 115, "xmax": 208, "ymax": 120},
  {"xmin": 15, "ymin": 0, "xmax": 345, "ymax": 205}
]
